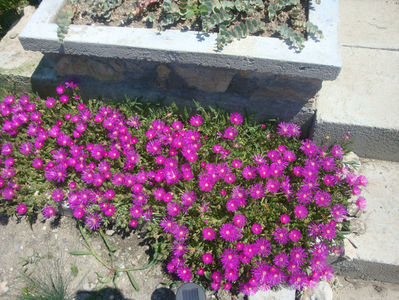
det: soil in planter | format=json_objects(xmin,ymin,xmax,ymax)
[{"xmin": 67, "ymin": 0, "xmax": 309, "ymax": 39}]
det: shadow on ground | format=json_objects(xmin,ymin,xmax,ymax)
[{"xmin": 75, "ymin": 287, "xmax": 176, "ymax": 300}]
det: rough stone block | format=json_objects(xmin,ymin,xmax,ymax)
[{"xmin": 173, "ymin": 65, "xmax": 236, "ymax": 93}]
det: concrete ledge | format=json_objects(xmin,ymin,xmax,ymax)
[
  {"xmin": 332, "ymin": 258, "xmax": 399, "ymax": 284},
  {"xmin": 19, "ymin": 0, "xmax": 341, "ymax": 80},
  {"xmin": 331, "ymin": 159, "xmax": 399, "ymax": 283},
  {"xmin": 311, "ymin": 119, "xmax": 399, "ymax": 162}
]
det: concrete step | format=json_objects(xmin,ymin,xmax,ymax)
[
  {"xmin": 331, "ymin": 158, "xmax": 399, "ymax": 284},
  {"xmin": 311, "ymin": 0, "xmax": 399, "ymax": 162}
]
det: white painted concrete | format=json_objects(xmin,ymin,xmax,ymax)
[{"xmin": 18, "ymin": 0, "xmax": 341, "ymax": 80}]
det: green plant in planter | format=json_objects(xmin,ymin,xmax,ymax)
[{"xmin": 57, "ymin": 0, "xmax": 323, "ymax": 50}]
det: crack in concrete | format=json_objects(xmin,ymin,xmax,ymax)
[{"xmin": 341, "ymin": 44, "xmax": 399, "ymax": 52}]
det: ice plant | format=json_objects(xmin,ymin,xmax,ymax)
[{"xmin": 0, "ymin": 82, "xmax": 368, "ymax": 296}]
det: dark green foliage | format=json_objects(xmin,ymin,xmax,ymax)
[
  {"xmin": 0, "ymin": 0, "xmax": 39, "ymax": 39},
  {"xmin": 59, "ymin": 0, "xmax": 323, "ymax": 50}
]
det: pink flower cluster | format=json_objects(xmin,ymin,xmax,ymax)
[{"xmin": 0, "ymin": 82, "xmax": 369, "ymax": 295}]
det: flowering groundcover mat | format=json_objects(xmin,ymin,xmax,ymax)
[{"xmin": 0, "ymin": 82, "xmax": 367, "ymax": 296}]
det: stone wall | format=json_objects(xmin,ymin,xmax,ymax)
[{"xmin": 36, "ymin": 54, "xmax": 322, "ymax": 135}]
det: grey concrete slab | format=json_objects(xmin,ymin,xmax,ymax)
[
  {"xmin": 19, "ymin": 0, "xmax": 341, "ymax": 80},
  {"xmin": 340, "ymin": 0, "xmax": 399, "ymax": 50},
  {"xmin": 312, "ymin": 47, "xmax": 399, "ymax": 161},
  {"xmin": 0, "ymin": 6, "xmax": 43, "ymax": 93},
  {"xmin": 249, "ymin": 287, "xmax": 295, "ymax": 300},
  {"xmin": 332, "ymin": 159, "xmax": 399, "ymax": 283}
]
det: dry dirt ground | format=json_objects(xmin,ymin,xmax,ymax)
[
  {"xmin": 332, "ymin": 275, "xmax": 399, "ymax": 300},
  {"xmin": 0, "ymin": 214, "xmax": 172, "ymax": 300},
  {"xmin": 1, "ymin": 215, "xmax": 399, "ymax": 300}
]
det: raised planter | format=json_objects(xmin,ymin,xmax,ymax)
[{"xmin": 19, "ymin": 0, "xmax": 341, "ymax": 133}]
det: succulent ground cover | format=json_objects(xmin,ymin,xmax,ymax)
[
  {"xmin": 0, "ymin": 82, "xmax": 367, "ymax": 296},
  {"xmin": 58, "ymin": 0, "xmax": 323, "ymax": 49}
]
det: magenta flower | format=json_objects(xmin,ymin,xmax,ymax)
[
  {"xmin": 160, "ymin": 217, "xmax": 176, "ymax": 233},
  {"xmin": 45, "ymin": 97, "xmax": 56, "ymax": 107},
  {"xmin": 19, "ymin": 142, "xmax": 33, "ymax": 155},
  {"xmin": 290, "ymin": 246, "xmax": 307, "ymax": 266},
  {"xmin": 181, "ymin": 190, "xmax": 197, "ymax": 206},
  {"xmin": 314, "ymin": 190, "xmax": 332, "ymax": 207},
  {"xmin": 219, "ymin": 223, "xmax": 241, "ymax": 242},
  {"xmin": 249, "ymin": 183, "xmax": 265, "ymax": 200},
  {"xmin": 202, "ymin": 227, "xmax": 216, "ymax": 241},
  {"xmin": 223, "ymin": 126, "xmax": 238, "ymax": 140},
  {"xmin": 167, "ymin": 202, "xmax": 181, "ymax": 217},
  {"xmin": 300, "ymin": 139, "xmax": 319, "ymax": 157},
  {"xmin": 42, "ymin": 205, "xmax": 57, "ymax": 218},
  {"xmin": 252, "ymin": 153, "xmax": 266, "ymax": 165},
  {"xmin": 242, "ymin": 166, "xmax": 256, "ymax": 180},
  {"xmin": 308, "ymin": 222, "xmax": 322, "ymax": 238},
  {"xmin": 3, "ymin": 94, "xmax": 15, "ymax": 105},
  {"xmin": 273, "ymin": 226, "xmax": 289, "ymax": 245},
  {"xmin": 230, "ymin": 112, "xmax": 243, "ymax": 125},
  {"xmin": 85, "ymin": 213, "xmax": 102, "ymax": 230},
  {"xmin": 226, "ymin": 198, "xmax": 239, "ymax": 212},
  {"xmin": 189, "ymin": 115, "xmax": 203, "ymax": 127},
  {"xmin": 56, "ymin": 85, "xmax": 65, "ymax": 95},
  {"xmin": 280, "ymin": 214, "xmax": 290, "ymax": 224},
  {"xmin": 277, "ymin": 122, "xmax": 301, "ymax": 137},
  {"xmin": 173, "ymin": 241, "xmax": 188, "ymax": 257},
  {"xmin": 103, "ymin": 204, "xmax": 115, "ymax": 216},
  {"xmin": 296, "ymin": 188, "xmax": 313, "ymax": 205},
  {"xmin": 231, "ymin": 159, "xmax": 242, "ymax": 168},
  {"xmin": 177, "ymin": 266, "xmax": 192, "ymax": 282},
  {"xmin": 251, "ymin": 223, "xmax": 262, "ymax": 235},
  {"xmin": 294, "ymin": 205, "xmax": 308, "ymax": 219},
  {"xmin": 331, "ymin": 204, "xmax": 347, "ymax": 222},
  {"xmin": 52, "ymin": 189, "xmax": 64, "ymax": 202},
  {"xmin": 225, "ymin": 268, "xmax": 239, "ymax": 282},
  {"xmin": 265, "ymin": 179, "xmax": 280, "ymax": 194},
  {"xmin": 274, "ymin": 252, "xmax": 289, "ymax": 268},
  {"xmin": 173, "ymin": 225, "xmax": 189, "ymax": 241},
  {"xmin": 331, "ymin": 144, "xmax": 344, "ymax": 158},
  {"xmin": 255, "ymin": 238, "xmax": 271, "ymax": 257},
  {"xmin": 232, "ymin": 214, "xmax": 246, "ymax": 228},
  {"xmin": 73, "ymin": 208, "xmax": 85, "ymax": 219},
  {"xmin": 289, "ymin": 229, "xmax": 302, "ymax": 242},
  {"xmin": 16, "ymin": 203, "xmax": 27, "ymax": 215},
  {"xmin": 257, "ymin": 164, "xmax": 269, "ymax": 178},
  {"xmin": 321, "ymin": 222, "xmax": 337, "ymax": 240},
  {"xmin": 202, "ymin": 252, "xmax": 213, "ymax": 264},
  {"xmin": 356, "ymin": 196, "xmax": 367, "ymax": 210},
  {"xmin": 289, "ymin": 272, "xmax": 308, "ymax": 290},
  {"xmin": 221, "ymin": 248, "xmax": 240, "ymax": 269},
  {"xmin": 1, "ymin": 143, "xmax": 13, "ymax": 155},
  {"xmin": 1, "ymin": 167, "xmax": 15, "ymax": 179}
]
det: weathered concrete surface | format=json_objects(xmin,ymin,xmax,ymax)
[
  {"xmin": 340, "ymin": 0, "xmax": 399, "ymax": 50},
  {"xmin": 19, "ymin": 0, "xmax": 341, "ymax": 80},
  {"xmin": 300, "ymin": 281, "xmax": 333, "ymax": 300},
  {"xmin": 249, "ymin": 287, "xmax": 295, "ymax": 300},
  {"xmin": 311, "ymin": 0, "xmax": 399, "ymax": 162},
  {"xmin": 332, "ymin": 275, "xmax": 399, "ymax": 300},
  {"xmin": 0, "ymin": 6, "xmax": 43, "ymax": 93},
  {"xmin": 331, "ymin": 159, "xmax": 399, "ymax": 284}
]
